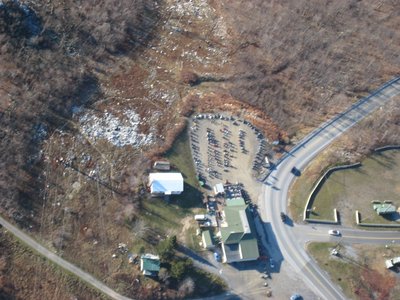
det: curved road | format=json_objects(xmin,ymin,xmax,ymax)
[
  {"xmin": 0, "ymin": 215, "xmax": 132, "ymax": 300},
  {"xmin": 262, "ymin": 77, "xmax": 400, "ymax": 299}
]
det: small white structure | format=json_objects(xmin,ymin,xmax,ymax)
[
  {"xmin": 149, "ymin": 172, "xmax": 184, "ymax": 196},
  {"xmin": 386, "ymin": 257, "xmax": 400, "ymax": 269},
  {"xmin": 214, "ymin": 183, "xmax": 224, "ymax": 195},
  {"xmin": 153, "ymin": 160, "xmax": 170, "ymax": 171}
]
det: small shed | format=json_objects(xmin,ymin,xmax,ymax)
[
  {"xmin": 214, "ymin": 183, "xmax": 224, "ymax": 195},
  {"xmin": 385, "ymin": 257, "xmax": 400, "ymax": 269},
  {"xmin": 153, "ymin": 161, "xmax": 170, "ymax": 171},
  {"xmin": 373, "ymin": 202, "xmax": 396, "ymax": 215},
  {"xmin": 202, "ymin": 230, "xmax": 214, "ymax": 249},
  {"xmin": 140, "ymin": 254, "xmax": 160, "ymax": 276}
]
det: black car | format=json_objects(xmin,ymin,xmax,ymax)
[{"xmin": 280, "ymin": 212, "xmax": 286, "ymax": 222}]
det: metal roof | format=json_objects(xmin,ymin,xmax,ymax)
[
  {"xmin": 373, "ymin": 203, "xmax": 396, "ymax": 215},
  {"xmin": 149, "ymin": 172, "xmax": 183, "ymax": 194},
  {"xmin": 202, "ymin": 230, "xmax": 213, "ymax": 248},
  {"xmin": 226, "ymin": 197, "xmax": 246, "ymax": 206},
  {"xmin": 220, "ymin": 205, "xmax": 259, "ymax": 261},
  {"xmin": 239, "ymin": 237, "xmax": 259, "ymax": 260},
  {"xmin": 214, "ymin": 183, "xmax": 224, "ymax": 194},
  {"xmin": 140, "ymin": 254, "xmax": 160, "ymax": 272}
]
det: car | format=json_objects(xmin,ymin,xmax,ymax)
[
  {"xmin": 290, "ymin": 294, "xmax": 302, "ymax": 300},
  {"xmin": 280, "ymin": 212, "xmax": 286, "ymax": 222},
  {"xmin": 328, "ymin": 229, "xmax": 341, "ymax": 236},
  {"xmin": 291, "ymin": 167, "xmax": 301, "ymax": 176},
  {"xmin": 214, "ymin": 252, "xmax": 221, "ymax": 262},
  {"xmin": 269, "ymin": 258, "xmax": 275, "ymax": 269}
]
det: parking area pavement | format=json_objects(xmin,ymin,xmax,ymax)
[{"xmin": 189, "ymin": 113, "xmax": 270, "ymax": 201}]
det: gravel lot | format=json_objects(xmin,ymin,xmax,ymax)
[{"xmin": 189, "ymin": 113, "xmax": 269, "ymax": 201}]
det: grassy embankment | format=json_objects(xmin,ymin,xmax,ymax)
[
  {"xmin": 290, "ymin": 150, "xmax": 400, "ymax": 225},
  {"xmin": 308, "ymin": 242, "xmax": 400, "ymax": 299}
]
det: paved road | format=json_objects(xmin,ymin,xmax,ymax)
[
  {"xmin": 262, "ymin": 77, "xmax": 400, "ymax": 300},
  {"xmin": 293, "ymin": 224, "xmax": 400, "ymax": 245},
  {"xmin": 0, "ymin": 215, "xmax": 132, "ymax": 300}
]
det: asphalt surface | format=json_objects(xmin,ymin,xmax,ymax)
[
  {"xmin": 0, "ymin": 215, "xmax": 132, "ymax": 300},
  {"xmin": 294, "ymin": 224, "xmax": 400, "ymax": 245},
  {"xmin": 262, "ymin": 77, "xmax": 400, "ymax": 300}
]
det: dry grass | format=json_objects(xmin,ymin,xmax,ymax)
[
  {"xmin": 308, "ymin": 242, "xmax": 400, "ymax": 300},
  {"xmin": 0, "ymin": 229, "xmax": 109, "ymax": 300}
]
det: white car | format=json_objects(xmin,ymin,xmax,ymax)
[
  {"xmin": 269, "ymin": 258, "xmax": 275, "ymax": 269},
  {"xmin": 328, "ymin": 229, "xmax": 341, "ymax": 236}
]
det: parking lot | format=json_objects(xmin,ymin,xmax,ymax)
[{"xmin": 189, "ymin": 113, "xmax": 270, "ymax": 201}]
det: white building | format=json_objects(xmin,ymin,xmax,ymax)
[{"xmin": 149, "ymin": 172, "xmax": 184, "ymax": 196}]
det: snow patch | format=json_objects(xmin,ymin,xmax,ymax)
[{"xmin": 78, "ymin": 109, "xmax": 154, "ymax": 147}]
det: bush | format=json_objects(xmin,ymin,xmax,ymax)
[
  {"xmin": 170, "ymin": 258, "xmax": 193, "ymax": 281},
  {"xmin": 156, "ymin": 236, "xmax": 177, "ymax": 261}
]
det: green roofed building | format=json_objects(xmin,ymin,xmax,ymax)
[
  {"xmin": 202, "ymin": 229, "xmax": 214, "ymax": 249},
  {"xmin": 226, "ymin": 197, "xmax": 246, "ymax": 207},
  {"xmin": 220, "ymin": 204, "xmax": 259, "ymax": 263},
  {"xmin": 140, "ymin": 254, "xmax": 160, "ymax": 276},
  {"xmin": 373, "ymin": 202, "xmax": 397, "ymax": 215}
]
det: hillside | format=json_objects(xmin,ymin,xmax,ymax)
[{"xmin": 0, "ymin": 0, "xmax": 399, "ymax": 298}]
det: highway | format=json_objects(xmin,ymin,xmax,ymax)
[
  {"xmin": 0, "ymin": 215, "xmax": 133, "ymax": 300},
  {"xmin": 262, "ymin": 77, "xmax": 400, "ymax": 300}
]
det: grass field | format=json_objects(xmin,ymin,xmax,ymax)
[
  {"xmin": 290, "ymin": 150, "xmax": 400, "ymax": 225},
  {"xmin": 313, "ymin": 150, "xmax": 400, "ymax": 225},
  {"xmin": 165, "ymin": 128, "xmax": 204, "ymax": 209},
  {"xmin": 307, "ymin": 242, "xmax": 400, "ymax": 299}
]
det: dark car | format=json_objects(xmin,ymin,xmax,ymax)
[
  {"xmin": 280, "ymin": 212, "xmax": 286, "ymax": 222},
  {"xmin": 291, "ymin": 167, "xmax": 301, "ymax": 176},
  {"xmin": 290, "ymin": 294, "xmax": 302, "ymax": 300}
]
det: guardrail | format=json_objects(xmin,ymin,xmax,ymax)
[
  {"xmin": 303, "ymin": 162, "xmax": 361, "ymax": 222},
  {"xmin": 304, "ymin": 209, "xmax": 338, "ymax": 224},
  {"xmin": 374, "ymin": 145, "xmax": 400, "ymax": 152}
]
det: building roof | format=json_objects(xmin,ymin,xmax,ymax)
[
  {"xmin": 153, "ymin": 161, "xmax": 170, "ymax": 170},
  {"xmin": 385, "ymin": 257, "xmax": 400, "ymax": 269},
  {"xmin": 202, "ymin": 230, "xmax": 214, "ymax": 248},
  {"xmin": 221, "ymin": 205, "xmax": 247, "ymax": 244},
  {"xmin": 149, "ymin": 172, "xmax": 183, "ymax": 195},
  {"xmin": 239, "ymin": 237, "xmax": 259, "ymax": 260},
  {"xmin": 140, "ymin": 254, "xmax": 160, "ymax": 274},
  {"xmin": 373, "ymin": 203, "xmax": 396, "ymax": 215},
  {"xmin": 226, "ymin": 197, "xmax": 246, "ymax": 206},
  {"xmin": 214, "ymin": 183, "xmax": 224, "ymax": 195},
  {"xmin": 220, "ymin": 204, "xmax": 259, "ymax": 262}
]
